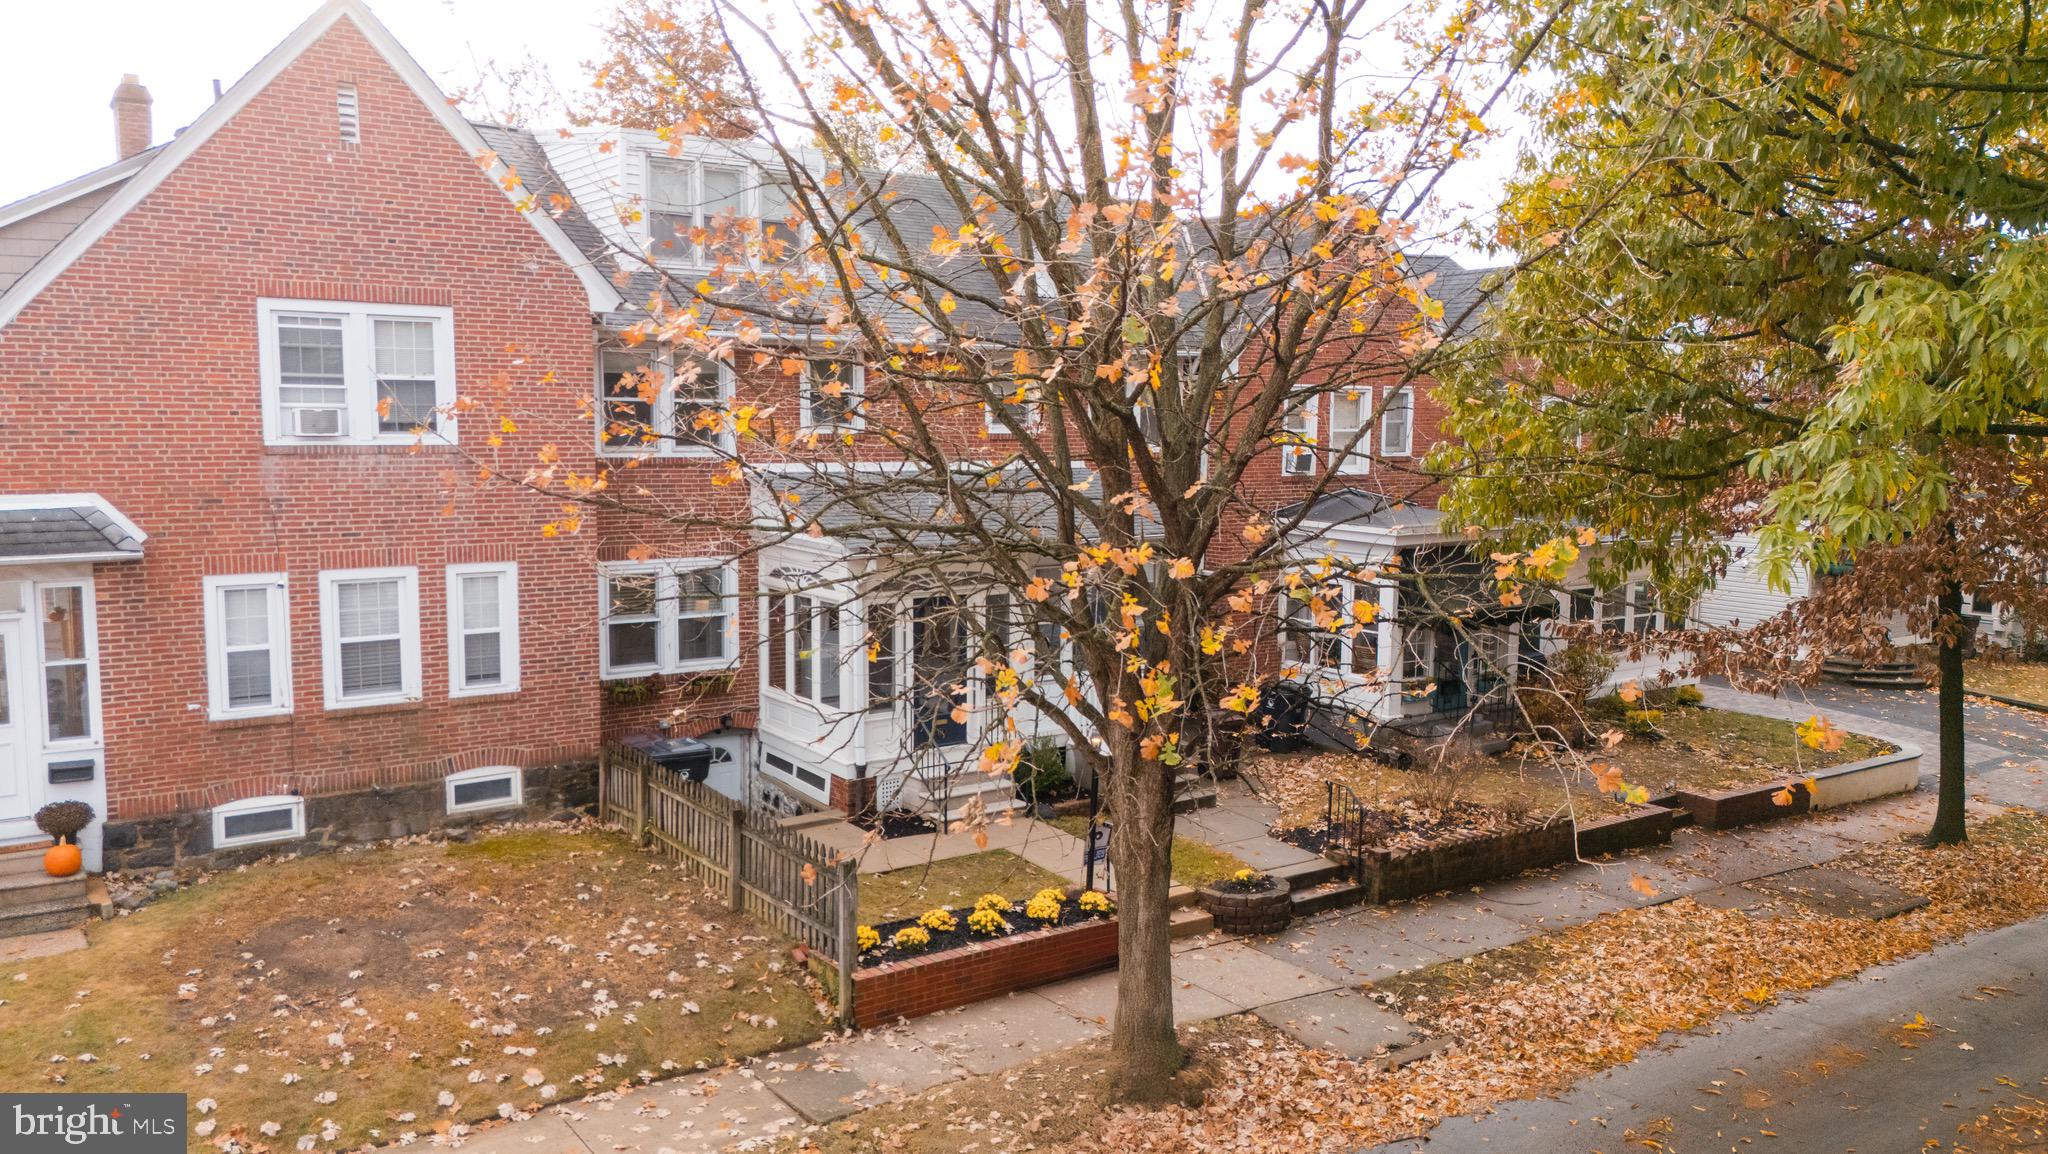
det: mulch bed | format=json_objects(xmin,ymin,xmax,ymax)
[
  {"xmin": 858, "ymin": 903, "xmax": 1113, "ymax": 968},
  {"xmin": 1278, "ymin": 798, "xmax": 1509, "ymax": 857},
  {"xmin": 853, "ymin": 809, "xmax": 941, "ymax": 839}
]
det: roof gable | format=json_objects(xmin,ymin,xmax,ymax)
[{"xmin": 0, "ymin": 0, "xmax": 621, "ymax": 330}]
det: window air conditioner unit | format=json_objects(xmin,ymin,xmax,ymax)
[
  {"xmin": 1283, "ymin": 447, "xmax": 1316, "ymax": 475},
  {"xmin": 290, "ymin": 406, "xmax": 346, "ymax": 437}
]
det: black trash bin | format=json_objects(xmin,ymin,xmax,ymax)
[
  {"xmin": 622, "ymin": 733, "xmax": 714, "ymax": 784},
  {"xmin": 1253, "ymin": 680, "xmax": 1316, "ymax": 753}
]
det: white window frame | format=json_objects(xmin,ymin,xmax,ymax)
[
  {"xmin": 212, "ymin": 794, "xmax": 306, "ymax": 849},
  {"xmin": 599, "ymin": 559, "xmax": 739, "ymax": 679},
  {"xmin": 446, "ymin": 562, "xmax": 520, "ymax": 699},
  {"xmin": 799, "ymin": 358, "xmax": 866, "ymax": 432},
  {"xmin": 444, "ymin": 765, "xmax": 524, "ymax": 815},
  {"xmin": 1380, "ymin": 386, "xmax": 1414, "ymax": 458},
  {"xmin": 257, "ymin": 299, "xmax": 458, "ymax": 447},
  {"xmin": 318, "ymin": 566, "xmax": 422, "ymax": 710},
  {"xmin": 768, "ymin": 592, "xmax": 846, "ymax": 708},
  {"xmin": 596, "ymin": 345, "xmax": 735, "ymax": 458},
  {"xmin": 1329, "ymin": 388, "xmax": 1374, "ymax": 475},
  {"xmin": 202, "ymin": 573, "xmax": 293, "ymax": 720},
  {"xmin": 646, "ymin": 154, "xmax": 755, "ymax": 265},
  {"xmin": 33, "ymin": 579, "xmax": 101, "ymax": 750},
  {"xmin": 1282, "ymin": 395, "xmax": 1318, "ymax": 475}
]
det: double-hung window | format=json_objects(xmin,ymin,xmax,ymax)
[
  {"xmin": 203, "ymin": 574, "xmax": 292, "ymax": 719},
  {"xmin": 800, "ymin": 358, "xmax": 864, "ymax": 431},
  {"xmin": 600, "ymin": 560, "xmax": 737, "ymax": 677},
  {"xmin": 1329, "ymin": 388, "xmax": 1373, "ymax": 474},
  {"xmin": 598, "ymin": 346, "xmax": 733, "ymax": 456},
  {"xmin": 648, "ymin": 156, "xmax": 748, "ymax": 263},
  {"xmin": 1281, "ymin": 396, "xmax": 1318, "ymax": 475},
  {"xmin": 1380, "ymin": 387, "xmax": 1414, "ymax": 457},
  {"xmin": 319, "ymin": 568, "xmax": 422, "ymax": 709},
  {"xmin": 259, "ymin": 300, "xmax": 456, "ymax": 446},
  {"xmin": 447, "ymin": 563, "xmax": 519, "ymax": 697}
]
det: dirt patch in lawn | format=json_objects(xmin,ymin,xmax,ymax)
[
  {"xmin": 1966, "ymin": 657, "xmax": 2048, "ymax": 706},
  {"xmin": 1253, "ymin": 697, "xmax": 1894, "ymax": 835},
  {"xmin": 4, "ymin": 825, "xmax": 825, "ymax": 1150}
]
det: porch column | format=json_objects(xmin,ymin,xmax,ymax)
[{"xmin": 1375, "ymin": 578, "xmax": 1401, "ymax": 722}]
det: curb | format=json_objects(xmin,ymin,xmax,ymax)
[{"xmin": 1966, "ymin": 688, "xmax": 2048, "ymax": 715}]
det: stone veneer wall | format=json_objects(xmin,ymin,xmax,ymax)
[{"xmin": 100, "ymin": 759, "xmax": 596, "ymax": 872}]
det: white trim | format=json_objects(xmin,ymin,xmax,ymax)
[
  {"xmin": 318, "ymin": 566, "xmax": 422, "ymax": 710},
  {"xmin": 799, "ymin": 359, "xmax": 866, "ymax": 432},
  {"xmin": 0, "ymin": 0, "xmax": 622, "ymax": 331},
  {"xmin": 1379, "ymin": 386, "xmax": 1415, "ymax": 458},
  {"xmin": 1329, "ymin": 387, "xmax": 1373, "ymax": 475},
  {"xmin": 211, "ymin": 794, "xmax": 306, "ymax": 849},
  {"xmin": 202, "ymin": 573, "xmax": 293, "ymax": 720},
  {"xmin": 257, "ymin": 299, "xmax": 458, "ymax": 446},
  {"xmin": 1281, "ymin": 395, "xmax": 1318, "ymax": 476},
  {"xmin": 0, "ymin": 150, "xmax": 155, "ymax": 231},
  {"xmin": 444, "ymin": 764, "xmax": 523, "ymax": 814},
  {"xmin": 599, "ymin": 558, "xmax": 739, "ymax": 678},
  {"xmin": 446, "ymin": 562, "xmax": 520, "ymax": 698},
  {"xmin": 595, "ymin": 344, "xmax": 735, "ymax": 458},
  {"xmin": 32, "ymin": 578, "xmax": 101, "ymax": 751}
]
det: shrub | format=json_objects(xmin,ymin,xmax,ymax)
[
  {"xmin": 856, "ymin": 924, "xmax": 881, "ymax": 953},
  {"xmin": 1671, "ymin": 684, "xmax": 1706, "ymax": 707},
  {"xmin": 1023, "ymin": 893, "xmax": 1063, "ymax": 923},
  {"xmin": 973, "ymin": 893, "xmax": 1013, "ymax": 913},
  {"xmin": 1078, "ymin": 890, "xmax": 1113, "ymax": 914},
  {"xmin": 33, "ymin": 801, "xmax": 94, "ymax": 842},
  {"xmin": 1622, "ymin": 708, "xmax": 1664, "ymax": 736},
  {"xmin": 966, "ymin": 907, "xmax": 1010, "ymax": 936},
  {"xmin": 891, "ymin": 925, "xmax": 932, "ymax": 951},
  {"xmin": 1012, "ymin": 739, "xmax": 1075, "ymax": 802},
  {"xmin": 917, "ymin": 907, "xmax": 958, "ymax": 933}
]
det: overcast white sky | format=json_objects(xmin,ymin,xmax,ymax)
[
  {"xmin": 0, "ymin": 0, "xmax": 1518, "ymax": 258},
  {"xmin": 0, "ymin": 0, "xmax": 614, "ymax": 205}
]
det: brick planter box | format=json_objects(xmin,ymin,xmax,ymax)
[
  {"xmin": 1575, "ymin": 805, "xmax": 1675, "ymax": 857},
  {"xmin": 1359, "ymin": 819, "xmax": 1576, "ymax": 904},
  {"xmin": 1197, "ymin": 879, "xmax": 1293, "ymax": 935},
  {"xmin": 850, "ymin": 917, "xmax": 1119, "ymax": 1029}
]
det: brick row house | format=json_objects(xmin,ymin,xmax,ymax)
[{"xmin": 0, "ymin": 0, "xmax": 1543, "ymax": 872}]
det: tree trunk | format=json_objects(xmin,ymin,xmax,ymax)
[
  {"xmin": 1106, "ymin": 736, "xmax": 1182, "ymax": 1101},
  {"xmin": 1927, "ymin": 579, "xmax": 1969, "ymax": 846}
]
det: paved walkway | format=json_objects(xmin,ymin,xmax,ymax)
[
  {"xmin": 804, "ymin": 811, "xmax": 1090, "ymax": 879},
  {"xmin": 440, "ymin": 695, "xmax": 2042, "ymax": 1153}
]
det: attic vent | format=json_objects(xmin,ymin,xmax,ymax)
[{"xmin": 337, "ymin": 85, "xmax": 360, "ymax": 145}]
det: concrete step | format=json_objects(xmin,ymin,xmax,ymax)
[
  {"xmin": 1290, "ymin": 878, "xmax": 1371, "ymax": 917},
  {"xmin": 1273, "ymin": 857, "xmax": 1345, "ymax": 890},
  {"xmin": 0, "ymin": 903, "xmax": 90, "ymax": 939},
  {"xmin": 1171, "ymin": 784, "xmax": 1219, "ymax": 814},
  {"xmin": 1169, "ymin": 905, "xmax": 1214, "ymax": 940},
  {"xmin": 1168, "ymin": 884, "xmax": 1199, "ymax": 910},
  {"xmin": 0, "ymin": 845, "xmax": 54, "ymax": 879},
  {"xmin": 0, "ymin": 871, "xmax": 87, "ymax": 908}
]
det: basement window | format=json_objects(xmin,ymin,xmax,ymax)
[
  {"xmin": 212, "ymin": 795, "xmax": 305, "ymax": 849},
  {"xmin": 445, "ymin": 765, "xmax": 523, "ymax": 815}
]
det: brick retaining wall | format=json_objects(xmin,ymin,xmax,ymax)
[
  {"xmin": 851, "ymin": 917, "xmax": 1119, "ymax": 1029},
  {"xmin": 1361, "ymin": 819, "xmax": 1576, "ymax": 904}
]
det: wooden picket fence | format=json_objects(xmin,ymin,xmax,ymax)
[{"xmin": 599, "ymin": 742, "xmax": 858, "ymax": 1021}]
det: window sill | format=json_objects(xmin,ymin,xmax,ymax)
[
  {"xmin": 449, "ymin": 686, "xmax": 520, "ymax": 703},
  {"xmin": 266, "ymin": 442, "xmax": 461, "ymax": 455},
  {"xmin": 208, "ymin": 711, "xmax": 297, "ymax": 730},
  {"xmin": 322, "ymin": 698, "xmax": 427, "ymax": 717}
]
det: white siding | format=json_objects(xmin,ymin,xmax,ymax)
[{"xmin": 1692, "ymin": 533, "xmax": 1810, "ymax": 630}]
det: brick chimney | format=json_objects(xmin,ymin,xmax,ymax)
[{"xmin": 111, "ymin": 74, "xmax": 153, "ymax": 160}]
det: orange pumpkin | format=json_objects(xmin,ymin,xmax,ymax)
[{"xmin": 43, "ymin": 842, "xmax": 81, "ymax": 878}]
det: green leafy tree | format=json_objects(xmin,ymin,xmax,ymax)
[{"xmin": 1437, "ymin": 0, "xmax": 2048, "ymax": 845}]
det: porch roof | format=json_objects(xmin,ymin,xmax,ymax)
[
  {"xmin": 1278, "ymin": 488, "xmax": 1451, "ymax": 540},
  {"xmin": 0, "ymin": 495, "xmax": 146, "ymax": 564}
]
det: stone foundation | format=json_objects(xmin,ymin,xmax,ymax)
[{"xmin": 100, "ymin": 759, "xmax": 598, "ymax": 873}]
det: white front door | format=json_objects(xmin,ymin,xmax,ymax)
[{"xmin": 0, "ymin": 614, "xmax": 33, "ymax": 827}]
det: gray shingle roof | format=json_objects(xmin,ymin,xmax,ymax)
[
  {"xmin": 1275, "ymin": 487, "xmax": 1446, "ymax": 537},
  {"xmin": 0, "ymin": 502, "xmax": 145, "ymax": 561}
]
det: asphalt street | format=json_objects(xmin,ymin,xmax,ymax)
[{"xmin": 1372, "ymin": 892, "xmax": 2048, "ymax": 1152}]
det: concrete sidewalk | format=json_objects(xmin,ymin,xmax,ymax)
[{"xmin": 439, "ymin": 687, "xmax": 2042, "ymax": 1152}]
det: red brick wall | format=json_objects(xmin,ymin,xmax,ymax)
[
  {"xmin": 0, "ymin": 19, "xmax": 607, "ymax": 820},
  {"xmin": 852, "ymin": 916, "xmax": 1119, "ymax": 1028}
]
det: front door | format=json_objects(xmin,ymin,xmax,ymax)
[
  {"xmin": 0, "ymin": 615, "xmax": 32, "ymax": 828},
  {"xmin": 911, "ymin": 596, "xmax": 968, "ymax": 747}
]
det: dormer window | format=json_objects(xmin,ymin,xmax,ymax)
[{"xmin": 647, "ymin": 156, "xmax": 747, "ymax": 263}]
